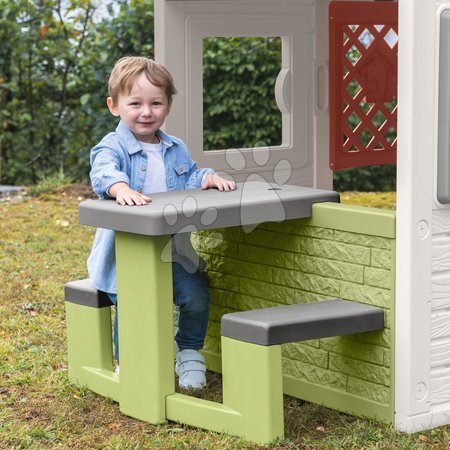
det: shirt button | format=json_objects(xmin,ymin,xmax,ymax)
[
  {"xmin": 179, "ymin": 165, "xmax": 184, "ymax": 173},
  {"xmin": 141, "ymin": 165, "xmax": 146, "ymax": 171}
]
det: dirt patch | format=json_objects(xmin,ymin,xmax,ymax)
[{"xmin": 56, "ymin": 184, "xmax": 97, "ymax": 199}]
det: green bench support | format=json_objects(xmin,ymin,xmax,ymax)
[
  {"xmin": 65, "ymin": 280, "xmax": 384, "ymax": 444},
  {"xmin": 167, "ymin": 299, "xmax": 384, "ymax": 443},
  {"xmin": 64, "ymin": 278, "xmax": 283, "ymax": 443},
  {"xmin": 64, "ymin": 279, "xmax": 119, "ymax": 401}
]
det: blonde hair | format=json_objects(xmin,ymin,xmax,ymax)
[{"xmin": 108, "ymin": 56, "xmax": 177, "ymax": 103}]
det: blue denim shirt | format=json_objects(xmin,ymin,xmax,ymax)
[{"xmin": 87, "ymin": 120, "xmax": 214, "ymax": 294}]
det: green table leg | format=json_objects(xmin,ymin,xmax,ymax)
[{"xmin": 115, "ymin": 231, "xmax": 174, "ymax": 423}]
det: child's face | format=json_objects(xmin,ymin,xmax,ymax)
[{"xmin": 107, "ymin": 72, "xmax": 171, "ymax": 144}]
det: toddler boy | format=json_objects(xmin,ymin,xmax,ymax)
[{"xmin": 87, "ymin": 56, "xmax": 235, "ymax": 388}]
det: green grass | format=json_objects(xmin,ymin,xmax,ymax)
[
  {"xmin": 339, "ymin": 191, "xmax": 396, "ymax": 210},
  {"xmin": 1, "ymin": 186, "xmax": 448, "ymax": 449}
]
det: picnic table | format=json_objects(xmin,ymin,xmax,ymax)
[{"xmin": 67, "ymin": 181, "xmax": 340, "ymax": 442}]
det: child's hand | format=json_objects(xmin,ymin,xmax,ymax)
[
  {"xmin": 201, "ymin": 173, "xmax": 236, "ymax": 191},
  {"xmin": 109, "ymin": 182, "xmax": 151, "ymax": 206}
]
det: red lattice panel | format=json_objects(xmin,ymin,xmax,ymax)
[{"xmin": 329, "ymin": 1, "xmax": 398, "ymax": 171}]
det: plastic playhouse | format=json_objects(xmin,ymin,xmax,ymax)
[{"xmin": 64, "ymin": 0, "xmax": 450, "ymax": 444}]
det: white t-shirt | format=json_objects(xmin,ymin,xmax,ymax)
[
  {"xmin": 140, "ymin": 141, "xmax": 167, "ymax": 194},
  {"xmin": 140, "ymin": 140, "xmax": 207, "ymax": 273}
]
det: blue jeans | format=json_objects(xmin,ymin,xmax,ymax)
[{"xmin": 107, "ymin": 262, "xmax": 210, "ymax": 362}]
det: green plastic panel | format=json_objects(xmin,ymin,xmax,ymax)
[
  {"xmin": 167, "ymin": 337, "xmax": 284, "ymax": 444},
  {"xmin": 115, "ymin": 232, "xmax": 175, "ymax": 424}
]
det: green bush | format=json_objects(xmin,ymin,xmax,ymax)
[
  {"xmin": 28, "ymin": 168, "xmax": 73, "ymax": 196},
  {"xmin": 333, "ymin": 165, "xmax": 396, "ymax": 192},
  {"xmin": 0, "ymin": 0, "xmax": 154, "ymax": 185},
  {"xmin": 203, "ymin": 37, "xmax": 282, "ymax": 150}
]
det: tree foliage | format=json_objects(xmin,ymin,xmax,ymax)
[{"xmin": 0, "ymin": 0, "xmax": 154, "ymax": 185}]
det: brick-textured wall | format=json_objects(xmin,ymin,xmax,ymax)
[{"xmin": 192, "ymin": 202, "xmax": 396, "ymax": 422}]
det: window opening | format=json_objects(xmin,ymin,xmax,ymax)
[{"xmin": 202, "ymin": 37, "xmax": 282, "ymax": 151}]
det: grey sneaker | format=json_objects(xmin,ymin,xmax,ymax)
[{"xmin": 175, "ymin": 349, "xmax": 206, "ymax": 389}]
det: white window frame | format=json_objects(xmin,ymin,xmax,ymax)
[{"xmin": 155, "ymin": 0, "xmax": 315, "ymax": 185}]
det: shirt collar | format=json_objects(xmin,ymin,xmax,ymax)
[
  {"xmin": 116, "ymin": 120, "xmax": 175, "ymax": 154},
  {"xmin": 156, "ymin": 129, "xmax": 175, "ymax": 148}
]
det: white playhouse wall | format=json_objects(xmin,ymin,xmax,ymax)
[
  {"xmin": 154, "ymin": 0, "xmax": 450, "ymax": 432},
  {"xmin": 396, "ymin": 0, "xmax": 450, "ymax": 432}
]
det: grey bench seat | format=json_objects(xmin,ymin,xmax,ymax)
[
  {"xmin": 65, "ymin": 279, "xmax": 112, "ymax": 308},
  {"xmin": 221, "ymin": 299, "xmax": 384, "ymax": 345}
]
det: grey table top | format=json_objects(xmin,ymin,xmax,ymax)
[{"xmin": 78, "ymin": 181, "xmax": 339, "ymax": 236}]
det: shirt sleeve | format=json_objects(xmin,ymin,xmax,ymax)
[
  {"xmin": 185, "ymin": 165, "xmax": 215, "ymax": 189},
  {"xmin": 183, "ymin": 152, "xmax": 215, "ymax": 189},
  {"xmin": 90, "ymin": 142, "xmax": 130, "ymax": 198},
  {"xmin": 200, "ymin": 172, "xmax": 214, "ymax": 186}
]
